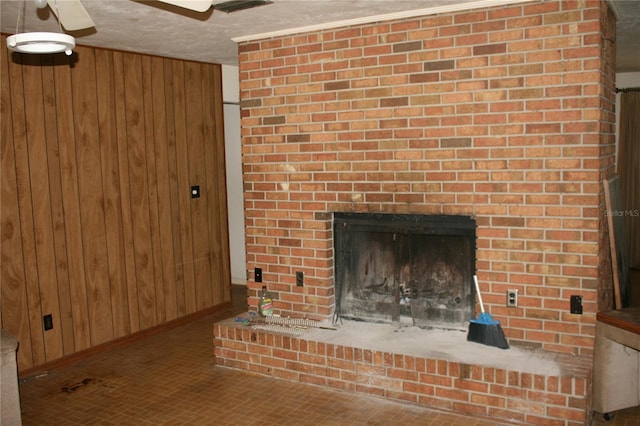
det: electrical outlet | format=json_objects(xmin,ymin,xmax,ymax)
[
  {"xmin": 570, "ymin": 295, "xmax": 583, "ymax": 314},
  {"xmin": 506, "ymin": 289, "xmax": 518, "ymax": 307},
  {"xmin": 296, "ymin": 271, "xmax": 304, "ymax": 287},
  {"xmin": 254, "ymin": 267, "xmax": 262, "ymax": 283},
  {"xmin": 43, "ymin": 314, "xmax": 53, "ymax": 331}
]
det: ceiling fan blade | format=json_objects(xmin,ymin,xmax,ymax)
[
  {"xmin": 46, "ymin": 0, "xmax": 95, "ymax": 31},
  {"xmin": 156, "ymin": 0, "xmax": 214, "ymax": 12}
]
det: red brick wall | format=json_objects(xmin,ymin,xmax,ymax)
[
  {"xmin": 214, "ymin": 322, "xmax": 593, "ymax": 424},
  {"xmin": 239, "ymin": 0, "xmax": 616, "ymax": 356}
]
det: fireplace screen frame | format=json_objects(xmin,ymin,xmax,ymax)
[{"xmin": 333, "ymin": 212, "xmax": 477, "ymax": 330}]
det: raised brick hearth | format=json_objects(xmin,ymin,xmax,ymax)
[
  {"xmin": 215, "ymin": 0, "xmax": 617, "ymax": 424},
  {"xmin": 214, "ymin": 320, "xmax": 592, "ymax": 425}
]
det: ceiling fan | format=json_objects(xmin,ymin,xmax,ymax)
[
  {"xmin": 41, "ymin": 0, "xmax": 272, "ymax": 31},
  {"xmin": 41, "ymin": 0, "xmax": 216, "ymax": 31},
  {"xmin": 7, "ymin": 0, "xmax": 271, "ymax": 55}
]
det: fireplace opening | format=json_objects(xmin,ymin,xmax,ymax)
[{"xmin": 334, "ymin": 213, "xmax": 476, "ymax": 330}]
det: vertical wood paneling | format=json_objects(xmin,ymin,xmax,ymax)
[
  {"xmin": 95, "ymin": 49, "xmax": 131, "ymax": 339},
  {"xmin": 22, "ymin": 56, "xmax": 64, "ymax": 362},
  {"xmin": 8, "ymin": 54, "xmax": 47, "ymax": 367},
  {"xmin": 40, "ymin": 55, "xmax": 74, "ymax": 356},
  {"xmin": 112, "ymin": 51, "xmax": 140, "ymax": 334},
  {"xmin": 0, "ymin": 36, "xmax": 231, "ymax": 373},
  {"xmin": 141, "ymin": 56, "xmax": 166, "ymax": 324},
  {"xmin": 23, "ymin": 56, "xmax": 64, "ymax": 363},
  {"xmin": 151, "ymin": 56, "xmax": 178, "ymax": 322},
  {"xmin": 202, "ymin": 65, "xmax": 219, "ymax": 304},
  {"xmin": 123, "ymin": 52, "xmax": 156, "ymax": 330},
  {"xmin": 172, "ymin": 61, "xmax": 197, "ymax": 314},
  {"xmin": 1, "ymin": 48, "xmax": 34, "ymax": 370},
  {"xmin": 71, "ymin": 47, "xmax": 114, "ymax": 346},
  {"xmin": 163, "ymin": 59, "xmax": 187, "ymax": 318},
  {"xmin": 213, "ymin": 65, "xmax": 232, "ymax": 304},
  {"xmin": 185, "ymin": 62, "xmax": 213, "ymax": 310},
  {"xmin": 204, "ymin": 65, "xmax": 232, "ymax": 305},
  {"xmin": 53, "ymin": 53, "xmax": 91, "ymax": 353}
]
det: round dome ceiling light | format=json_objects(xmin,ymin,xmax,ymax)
[{"xmin": 6, "ymin": 32, "xmax": 75, "ymax": 56}]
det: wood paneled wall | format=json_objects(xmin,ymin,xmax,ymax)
[{"xmin": 1, "ymin": 37, "xmax": 231, "ymax": 372}]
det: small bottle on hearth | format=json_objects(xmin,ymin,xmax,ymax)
[{"xmin": 258, "ymin": 286, "xmax": 273, "ymax": 317}]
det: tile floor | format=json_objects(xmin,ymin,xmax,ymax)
[{"xmin": 18, "ymin": 286, "xmax": 640, "ymax": 425}]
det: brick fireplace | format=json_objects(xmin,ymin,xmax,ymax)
[{"xmin": 215, "ymin": 0, "xmax": 617, "ymax": 424}]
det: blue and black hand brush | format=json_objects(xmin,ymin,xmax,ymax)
[{"xmin": 467, "ymin": 275, "xmax": 509, "ymax": 349}]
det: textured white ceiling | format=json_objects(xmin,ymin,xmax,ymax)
[
  {"xmin": 609, "ymin": 0, "xmax": 640, "ymax": 73},
  {"xmin": 1, "ymin": 0, "xmax": 639, "ymax": 71}
]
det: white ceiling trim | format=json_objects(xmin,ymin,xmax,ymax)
[{"xmin": 232, "ymin": 0, "xmax": 535, "ymax": 43}]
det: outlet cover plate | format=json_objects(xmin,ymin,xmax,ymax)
[
  {"xmin": 570, "ymin": 295, "xmax": 583, "ymax": 314},
  {"xmin": 43, "ymin": 314, "xmax": 53, "ymax": 331}
]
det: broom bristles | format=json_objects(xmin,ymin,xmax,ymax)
[
  {"xmin": 467, "ymin": 321, "xmax": 510, "ymax": 349},
  {"xmin": 469, "ymin": 275, "xmax": 510, "ymax": 349}
]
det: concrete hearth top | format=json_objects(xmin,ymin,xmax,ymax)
[
  {"xmin": 307, "ymin": 320, "xmax": 566, "ymax": 376},
  {"xmin": 240, "ymin": 315, "xmax": 585, "ymax": 377}
]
